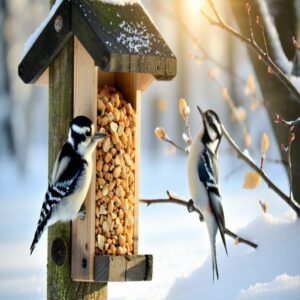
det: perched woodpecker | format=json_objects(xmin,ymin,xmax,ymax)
[
  {"xmin": 187, "ymin": 106, "xmax": 227, "ymax": 281},
  {"xmin": 30, "ymin": 116, "xmax": 106, "ymax": 254}
]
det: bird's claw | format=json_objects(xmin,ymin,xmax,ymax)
[
  {"xmin": 199, "ymin": 213, "xmax": 204, "ymax": 222},
  {"xmin": 187, "ymin": 199, "xmax": 194, "ymax": 213},
  {"xmin": 78, "ymin": 204, "xmax": 86, "ymax": 220}
]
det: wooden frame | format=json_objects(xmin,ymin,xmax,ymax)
[
  {"xmin": 18, "ymin": 0, "xmax": 176, "ymax": 287},
  {"xmin": 71, "ymin": 38, "xmax": 153, "ymax": 282},
  {"xmin": 18, "ymin": 0, "xmax": 176, "ymax": 84}
]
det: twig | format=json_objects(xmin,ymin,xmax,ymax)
[
  {"xmin": 256, "ymin": 16, "xmax": 270, "ymax": 58},
  {"xmin": 221, "ymin": 124, "xmax": 300, "ymax": 217},
  {"xmin": 158, "ymin": 4, "xmax": 247, "ymax": 86},
  {"xmin": 246, "ymin": 3, "xmax": 254, "ymax": 41},
  {"xmin": 201, "ymin": 0, "xmax": 300, "ymax": 102},
  {"xmin": 274, "ymin": 114, "xmax": 299, "ymax": 199},
  {"xmin": 209, "ymin": 75, "xmax": 250, "ymax": 144},
  {"xmin": 140, "ymin": 191, "xmax": 258, "ymax": 249},
  {"xmin": 163, "ymin": 135, "xmax": 188, "ymax": 154}
]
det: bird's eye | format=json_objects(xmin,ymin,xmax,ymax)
[{"xmin": 86, "ymin": 130, "xmax": 91, "ymax": 137}]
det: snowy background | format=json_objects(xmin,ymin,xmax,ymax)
[{"xmin": 0, "ymin": 0, "xmax": 300, "ymax": 299}]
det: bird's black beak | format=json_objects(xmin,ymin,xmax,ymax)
[
  {"xmin": 197, "ymin": 106, "xmax": 205, "ymax": 119},
  {"xmin": 92, "ymin": 132, "xmax": 106, "ymax": 141}
]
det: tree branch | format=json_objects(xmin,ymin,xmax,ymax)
[
  {"xmin": 221, "ymin": 124, "xmax": 300, "ymax": 217},
  {"xmin": 201, "ymin": 0, "xmax": 300, "ymax": 102},
  {"xmin": 156, "ymin": 121, "xmax": 300, "ymax": 217},
  {"xmin": 163, "ymin": 135, "xmax": 188, "ymax": 154},
  {"xmin": 140, "ymin": 191, "xmax": 258, "ymax": 249},
  {"xmin": 274, "ymin": 114, "xmax": 300, "ymax": 199}
]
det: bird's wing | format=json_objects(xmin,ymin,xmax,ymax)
[
  {"xmin": 30, "ymin": 144, "xmax": 87, "ymax": 254},
  {"xmin": 198, "ymin": 148, "xmax": 227, "ymax": 255}
]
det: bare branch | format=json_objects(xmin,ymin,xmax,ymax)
[
  {"xmin": 140, "ymin": 191, "xmax": 258, "ymax": 249},
  {"xmin": 209, "ymin": 75, "xmax": 250, "ymax": 147},
  {"xmin": 274, "ymin": 114, "xmax": 299, "ymax": 199},
  {"xmin": 221, "ymin": 124, "xmax": 300, "ymax": 217},
  {"xmin": 163, "ymin": 135, "xmax": 188, "ymax": 154},
  {"xmin": 202, "ymin": 0, "xmax": 300, "ymax": 102}
]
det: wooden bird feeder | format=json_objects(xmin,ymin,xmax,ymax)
[{"xmin": 18, "ymin": 0, "xmax": 176, "ymax": 286}]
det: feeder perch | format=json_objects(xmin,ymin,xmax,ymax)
[{"xmin": 18, "ymin": 0, "xmax": 176, "ymax": 283}]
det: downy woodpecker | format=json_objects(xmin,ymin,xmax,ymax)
[
  {"xmin": 30, "ymin": 116, "xmax": 106, "ymax": 254},
  {"xmin": 187, "ymin": 106, "xmax": 227, "ymax": 280}
]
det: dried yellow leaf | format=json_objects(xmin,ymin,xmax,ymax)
[
  {"xmin": 244, "ymin": 132, "xmax": 252, "ymax": 148},
  {"xmin": 179, "ymin": 98, "xmax": 190, "ymax": 121},
  {"xmin": 261, "ymin": 133, "xmax": 270, "ymax": 154},
  {"xmin": 221, "ymin": 87, "xmax": 229, "ymax": 100},
  {"xmin": 245, "ymin": 74, "xmax": 256, "ymax": 95},
  {"xmin": 243, "ymin": 171, "xmax": 261, "ymax": 189},
  {"xmin": 155, "ymin": 127, "xmax": 166, "ymax": 139},
  {"xmin": 259, "ymin": 200, "xmax": 269, "ymax": 214},
  {"xmin": 236, "ymin": 106, "xmax": 247, "ymax": 122},
  {"xmin": 157, "ymin": 99, "xmax": 168, "ymax": 112}
]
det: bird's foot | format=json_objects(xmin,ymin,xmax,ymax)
[
  {"xmin": 78, "ymin": 204, "xmax": 86, "ymax": 220},
  {"xmin": 199, "ymin": 212, "xmax": 204, "ymax": 222},
  {"xmin": 187, "ymin": 199, "xmax": 194, "ymax": 213}
]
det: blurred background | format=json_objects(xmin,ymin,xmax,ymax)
[{"xmin": 0, "ymin": 0, "xmax": 299, "ymax": 299}]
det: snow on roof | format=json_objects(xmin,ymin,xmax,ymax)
[
  {"xmin": 22, "ymin": 0, "xmax": 64, "ymax": 60},
  {"xmin": 116, "ymin": 20, "xmax": 157, "ymax": 54},
  {"xmin": 21, "ymin": 0, "xmax": 143, "ymax": 60},
  {"xmin": 100, "ymin": 0, "xmax": 140, "ymax": 5}
]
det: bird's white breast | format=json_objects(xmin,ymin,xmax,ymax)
[
  {"xmin": 187, "ymin": 132, "xmax": 207, "ymax": 211},
  {"xmin": 52, "ymin": 155, "xmax": 93, "ymax": 223}
]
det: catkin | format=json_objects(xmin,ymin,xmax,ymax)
[{"xmin": 95, "ymin": 85, "xmax": 135, "ymax": 256}]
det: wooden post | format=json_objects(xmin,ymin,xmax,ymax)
[
  {"xmin": 47, "ymin": 33, "xmax": 107, "ymax": 300},
  {"xmin": 71, "ymin": 37, "xmax": 98, "ymax": 282}
]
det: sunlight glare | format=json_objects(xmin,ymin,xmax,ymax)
[{"xmin": 188, "ymin": 0, "xmax": 204, "ymax": 11}]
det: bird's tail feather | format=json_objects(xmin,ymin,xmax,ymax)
[
  {"xmin": 210, "ymin": 196, "xmax": 228, "ymax": 256},
  {"xmin": 30, "ymin": 218, "xmax": 48, "ymax": 254},
  {"xmin": 206, "ymin": 214, "xmax": 219, "ymax": 281}
]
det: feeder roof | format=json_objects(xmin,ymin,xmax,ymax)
[{"xmin": 18, "ymin": 0, "xmax": 177, "ymax": 84}]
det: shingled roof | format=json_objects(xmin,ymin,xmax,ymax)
[{"xmin": 18, "ymin": 0, "xmax": 177, "ymax": 84}]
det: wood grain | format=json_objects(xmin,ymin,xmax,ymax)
[
  {"xmin": 71, "ymin": 37, "xmax": 98, "ymax": 282},
  {"xmin": 94, "ymin": 255, "xmax": 152, "ymax": 282}
]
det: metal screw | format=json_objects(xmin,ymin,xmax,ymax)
[
  {"xmin": 54, "ymin": 15, "xmax": 63, "ymax": 33},
  {"xmin": 81, "ymin": 258, "xmax": 87, "ymax": 269}
]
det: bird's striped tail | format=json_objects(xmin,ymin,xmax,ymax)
[{"xmin": 30, "ymin": 215, "xmax": 49, "ymax": 254}]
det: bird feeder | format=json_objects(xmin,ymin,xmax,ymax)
[{"xmin": 18, "ymin": 0, "xmax": 176, "ymax": 284}]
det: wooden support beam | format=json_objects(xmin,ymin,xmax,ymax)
[
  {"xmin": 48, "ymin": 36, "xmax": 75, "ymax": 300},
  {"xmin": 94, "ymin": 255, "xmax": 153, "ymax": 282},
  {"xmin": 71, "ymin": 37, "xmax": 98, "ymax": 282}
]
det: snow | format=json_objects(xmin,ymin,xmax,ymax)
[
  {"xmin": 166, "ymin": 212, "xmax": 300, "ymax": 300},
  {"xmin": 290, "ymin": 75, "xmax": 300, "ymax": 92},
  {"xmin": 1, "ymin": 142, "xmax": 298, "ymax": 299},
  {"xmin": 100, "ymin": 0, "xmax": 140, "ymax": 5},
  {"xmin": 22, "ymin": 0, "xmax": 63, "ymax": 59},
  {"xmin": 117, "ymin": 20, "xmax": 157, "ymax": 54},
  {"xmin": 258, "ymin": 0, "xmax": 293, "ymax": 74},
  {"xmin": 238, "ymin": 274, "xmax": 300, "ymax": 300},
  {"xmin": 242, "ymin": 149, "xmax": 255, "ymax": 164}
]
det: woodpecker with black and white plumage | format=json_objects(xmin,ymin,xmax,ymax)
[
  {"xmin": 30, "ymin": 116, "xmax": 106, "ymax": 254},
  {"xmin": 187, "ymin": 106, "xmax": 227, "ymax": 281}
]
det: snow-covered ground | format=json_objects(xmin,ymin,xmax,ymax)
[{"xmin": 1, "ymin": 137, "xmax": 299, "ymax": 299}]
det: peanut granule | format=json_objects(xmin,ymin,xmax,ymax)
[{"xmin": 95, "ymin": 85, "xmax": 135, "ymax": 256}]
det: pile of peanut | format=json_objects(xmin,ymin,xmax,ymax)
[{"xmin": 95, "ymin": 85, "xmax": 136, "ymax": 256}]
